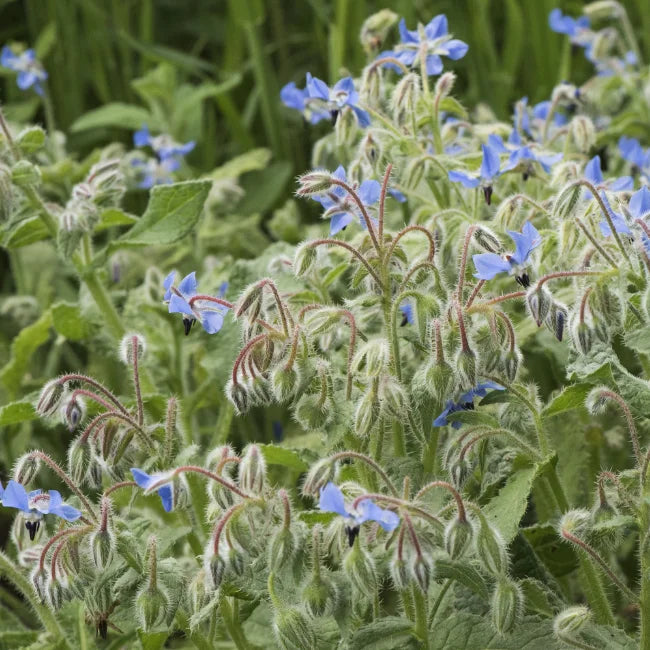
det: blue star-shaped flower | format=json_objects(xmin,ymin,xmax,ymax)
[
  {"xmin": 448, "ymin": 143, "xmax": 502, "ymax": 204},
  {"xmin": 311, "ymin": 166, "xmax": 381, "ymax": 235},
  {"xmin": 280, "ymin": 80, "xmax": 330, "ymax": 125},
  {"xmin": 629, "ymin": 186, "xmax": 650, "ymax": 219},
  {"xmin": 0, "ymin": 46, "xmax": 48, "ymax": 95},
  {"xmin": 377, "ymin": 14, "xmax": 468, "ymax": 76},
  {"xmin": 433, "ymin": 381, "xmax": 505, "ymax": 428},
  {"xmin": 132, "ymin": 157, "xmax": 179, "ymax": 188},
  {"xmin": 305, "ymin": 74, "xmax": 370, "ymax": 128},
  {"xmin": 1, "ymin": 480, "xmax": 81, "ymax": 539},
  {"xmin": 399, "ymin": 302, "xmax": 414, "ymax": 326},
  {"xmin": 619, "ymin": 137, "xmax": 650, "ymax": 172},
  {"xmin": 584, "ymin": 155, "xmax": 633, "ymax": 198},
  {"xmin": 163, "ymin": 271, "xmax": 230, "ymax": 335},
  {"xmin": 472, "ymin": 221, "xmax": 542, "ymax": 284},
  {"xmin": 489, "ymin": 134, "xmax": 562, "ymax": 176},
  {"xmin": 597, "ymin": 192, "xmax": 631, "ymax": 237},
  {"xmin": 131, "ymin": 468, "xmax": 174, "ymax": 512},
  {"xmin": 319, "ymin": 482, "xmax": 399, "ymax": 546},
  {"xmin": 548, "ymin": 9, "xmax": 591, "ymax": 46},
  {"xmin": 133, "ymin": 124, "xmax": 195, "ymax": 160}
]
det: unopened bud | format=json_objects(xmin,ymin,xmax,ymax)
[
  {"xmin": 360, "ymin": 66, "xmax": 382, "ymax": 108},
  {"xmin": 491, "ymin": 577, "xmax": 522, "ymax": 635},
  {"xmin": 553, "ymin": 606, "xmax": 591, "ymax": 637},
  {"xmin": 444, "ymin": 517, "xmax": 473, "ymax": 560},
  {"xmin": 391, "ymin": 73, "xmax": 420, "ymax": 125},
  {"xmin": 503, "ymin": 349, "xmax": 520, "ymax": 382},
  {"xmin": 225, "ymin": 380, "xmax": 250, "ymax": 415},
  {"xmin": 31, "ymin": 567, "xmax": 48, "ymax": 603},
  {"xmin": 302, "ymin": 459, "xmax": 336, "ymax": 497},
  {"xmin": 411, "ymin": 554, "xmax": 432, "ymax": 593},
  {"xmin": 526, "ymin": 284, "xmax": 552, "ymax": 326},
  {"xmin": 473, "ymin": 225, "xmax": 502, "ymax": 253},
  {"xmin": 545, "ymin": 301, "xmax": 567, "ymax": 341},
  {"xmin": 36, "ymin": 379, "xmax": 66, "ymax": 417},
  {"xmin": 302, "ymin": 573, "xmax": 336, "ymax": 617},
  {"xmin": 62, "ymin": 396, "xmax": 85, "ymax": 431},
  {"xmin": 0, "ymin": 163, "xmax": 13, "ymax": 222},
  {"xmin": 13, "ymin": 453, "xmax": 40, "ymax": 485},
  {"xmin": 296, "ymin": 170, "xmax": 334, "ymax": 197},
  {"xmin": 90, "ymin": 529, "xmax": 115, "ymax": 570},
  {"xmin": 269, "ymin": 527, "xmax": 296, "ymax": 571},
  {"xmin": 335, "ymin": 106, "xmax": 357, "ymax": 146},
  {"xmin": 295, "ymin": 393, "xmax": 332, "ymax": 430},
  {"xmin": 455, "ymin": 348, "xmax": 477, "ymax": 391},
  {"xmin": 205, "ymin": 550, "xmax": 226, "ymax": 591},
  {"xmin": 570, "ymin": 116, "xmax": 596, "ymax": 153},
  {"xmin": 424, "ymin": 360, "xmax": 455, "ymax": 402},
  {"xmin": 16, "ymin": 125, "xmax": 45, "ymax": 155},
  {"xmin": 585, "ymin": 387, "xmax": 610, "ymax": 415},
  {"xmin": 378, "ymin": 376, "xmax": 406, "ymax": 418},
  {"xmin": 239, "ymin": 445, "xmax": 266, "ymax": 494},
  {"xmin": 359, "ymin": 9, "xmax": 398, "ymax": 54},
  {"xmin": 119, "ymin": 333, "xmax": 146, "ymax": 365},
  {"xmin": 46, "ymin": 576, "xmax": 68, "ymax": 611},
  {"xmin": 293, "ymin": 242, "xmax": 317, "ymax": 277},
  {"xmin": 434, "ymin": 71, "xmax": 456, "ymax": 101},
  {"xmin": 449, "ymin": 459, "xmax": 471, "ymax": 489},
  {"xmin": 573, "ymin": 321, "xmax": 593, "ymax": 354},
  {"xmin": 136, "ymin": 584, "xmax": 170, "ymax": 631},
  {"xmin": 273, "ymin": 607, "xmax": 317, "ymax": 650},
  {"xmin": 553, "ymin": 182, "xmax": 582, "ymax": 220},
  {"xmin": 11, "ymin": 159, "xmax": 41, "ymax": 188},
  {"xmin": 67, "ymin": 436, "xmax": 91, "ymax": 485},
  {"xmin": 344, "ymin": 541, "xmax": 377, "ymax": 599},
  {"xmin": 272, "ymin": 365, "xmax": 298, "ymax": 402},
  {"xmin": 352, "ymin": 339, "xmax": 389, "ymax": 376},
  {"xmin": 475, "ymin": 518, "xmax": 508, "ymax": 575},
  {"xmin": 354, "ymin": 391, "xmax": 380, "ymax": 436}
]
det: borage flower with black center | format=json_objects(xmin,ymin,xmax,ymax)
[
  {"xmin": 163, "ymin": 271, "xmax": 230, "ymax": 335},
  {"xmin": 472, "ymin": 221, "xmax": 542, "ymax": 287},
  {"xmin": 319, "ymin": 482, "xmax": 399, "ymax": 547},
  {"xmin": 0, "ymin": 46, "xmax": 48, "ymax": 94},
  {"xmin": 305, "ymin": 74, "xmax": 370, "ymax": 127},
  {"xmin": 0, "ymin": 480, "xmax": 81, "ymax": 540},
  {"xmin": 448, "ymin": 143, "xmax": 502, "ymax": 205},
  {"xmin": 434, "ymin": 381, "xmax": 505, "ymax": 429}
]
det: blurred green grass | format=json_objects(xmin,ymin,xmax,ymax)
[{"xmin": 1, "ymin": 0, "xmax": 649, "ymax": 179}]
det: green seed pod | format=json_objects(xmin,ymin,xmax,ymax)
[
  {"xmin": 11, "ymin": 159, "xmax": 41, "ymax": 189},
  {"xmin": 273, "ymin": 606, "xmax": 317, "ymax": 650},
  {"xmin": 490, "ymin": 577, "xmax": 522, "ymax": 635},
  {"xmin": 444, "ymin": 517, "xmax": 473, "ymax": 560},
  {"xmin": 343, "ymin": 540, "xmax": 377, "ymax": 599}
]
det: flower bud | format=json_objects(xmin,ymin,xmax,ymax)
[
  {"xmin": 455, "ymin": 348, "xmax": 477, "ymax": 391},
  {"xmin": 31, "ymin": 567, "xmax": 48, "ymax": 603},
  {"xmin": 503, "ymin": 349, "xmax": 520, "ymax": 382},
  {"xmin": 304, "ymin": 307, "xmax": 342, "ymax": 336},
  {"xmin": 119, "ymin": 333, "xmax": 146, "ymax": 365},
  {"xmin": 449, "ymin": 458, "xmax": 471, "ymax": 489},
  {"xmin": 250, "ymin": 375, "xmax": 273, "ymax": 406},
  {"xmin": 302, "ymin": 459, "xmax": 336, "ymax": 497},
  {"xmin": 352, "ymin": 339, "xmax": 389, "ymax": 376},
  {"xmin": 293, "ymin": 242, "xmax": 317, "ymax": 277},
  {"xmin": 391, "ymin": 73, "xmax": 420, "ymax": 125},
  {"xmin": 490, "ymin": 577, "xmax": 522, "ymax": 635},
  {"xmin": 47, "ymin": 576, "xmax": 68, "ymax": 610},
  {"xmin": 11, "ymin": 159, "xmax": 41, "ymax": 189},
  {"xmin": 335, "ymin": 106, "xmax": 357, "ymax": 147},
  {"xmin": 473, "ymin": 225, "xmax": 502, "ymax": 253},
  {"xmin": 569, "ymin": 115, "xmax": 596, "ymax": 153},
  {"xmin": 225, "ymin": 546, "xmax": 246, "ymax": 576},
  {"xmin": 0, "ymin": 163, "xmax": 13, "ymax": 222},
  {"xmin": 62, "ymin": 396, "xmax": 85, "ymax": 431},
  {"xmin": 411, "ymin": 554, "xmax": 432, "ymax": 593},
  {"xmin": 573, "ymin": 321, "xmax": 593, "ymax": 354},
  {"xmin": 390, "ymin": 556, "xmax": 410, "ymax": 590},
  {"xmin": 553, "ymin": 606, "xmax": 591, "ymax": 637},
  {"xmin": 136, "ymin": 584, "xmax": 170, "ymax": 631},
  {"xmin": 359, "ymin": 8, "xmax": 398, "ymax": 54},
  {"xmin": 239, "ymin": 445, "xmax": 266, "ymax": 494},
  {"xmin": 444, "ymin": 517, "xmax": 473, "ymax": 560},
  {"xmin": 553, "ymin": 182, "xmax": 582, "ymax": 220},
  {"xmin": 36, "ymin": 379, "xmax": 66, "ymax": 417},
  {"xmin": 90, "ymin": 529, "xmax": 115, "ymax": 570},
  {"xmin": 434, "ymin": 71, "xmax": 456, "ymax": 101},
  {"xmin": 424, "ymin": 360, "xmax": 455, "ymax": 402},
  {"xmin": 268, "ymin": 527, "xmax": 296, "ymax": 571},
  {"xmin": 354, "ymin": 391, "xmax": 379, "ymax": 436},
  {"xmin": 591, "ymin": 317, "xmax": 609, "ymax": 343},
  {"xmin": 296, "ymin": 170, "xmax": 334, "ymax": 197},
  {"xmin": 235, "ymin": 283, "xmax": 263, "ymax": 319},
  {"xmin": 475, "ymin": 518, "xmax": 508, "ymax": 575},
  {"xmin": 545, "ymin": 301, "xmax": 568, "ymax": 342},
  {"xmin": 204, "ymin": 550, "xmax": 226, "ymax": 591},
  {"xmin": 273, "ymin": 607, "xmax": 317, "ymax": 650},
  {"xmin": 67, "ymin": 436, "xmax": 91, "ymax": 485},
  {"xmin": 360, "ymin": 132, "xmax": 381, "ymax": 168},
  {"xmin": 360, "ymin": 65, "xmax": 382, "ymax": 107},
  {"xmin": 13, "ymin": 453, "xmax": 40, "ymax": 485},
  {"xmin": 526, "ymin": 285, "xmax": 552, "ymax": 327},
  {"xmin": 225, "ymin": 380, "xmax": 251, "ymax": 415},
  {"xmin": 344, "ymin": 541, "xmax": 377, "ymax": 599},
  {"xmin": 271, "ymin": 365, "xmax": 298, "ymax": 403},
  {"xmin": 294, "ymin": 393, "xmax": 332, "ymax": 430},
  {"xmin": 378, "ymin": 375, "xmax": 406, "ymax": 418}
]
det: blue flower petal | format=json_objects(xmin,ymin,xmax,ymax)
[
  {"xmin": 157, "ymin": 485, "xmax": 173, "ymax": 512},
  {"xmin": 330, "ymin": 212, "xmax": 354, "ymax": 235},
  {"xmin": 425, "ymin": 14, "xmax": 448, "ymax": 40},
  {"xmin": 2, "ymin": 481, "xmax": 30, "ymax": 512},
  {"xmin": 472, "ymin": 253, "xmax": 512, "ymax": 280},
  {"xmin": 168, "ymin": 294, "xmax": 194, "ymax": 318},
  {"xmin": 201, "ymin": 310, "xmax": 225, "ymax": 334},
  {"xmin": 480, "ymin": 144, "xmax": 501, "ymax": 181},
  {"xmin": 442, "ymin": 39, "xmax": 469, "ymax": 60},
  {"xmin": 306, "ymin": 73, "xmax": 330, "ymax": 101},
  {"xmin": 358, "ymin": 179, "xmax": 381, "ymax": 205},
  {"xmin": 508, "ymin": 221, "xmax": 541, "ymax": 266},
  {"xmin": 356, "ymin": 500, "xmax": 400, "ymax": 531},
  {"xmin": 425, "ymin": 54, "xmax": 443, "ymax": 76},
  {"xmin": 585, "ymin": 155, "xmax": 603, "ymax": 185},
  {"xmin": 178, "ymin": 272, "xmax": 197, "ymax": 297},
  {"xmin": 131, "ymin": 468, "xmax": 153, "ymax": 489},
  {"xmin": 133, "ymin": 125, "xmax": 151, "ymax": 148},
  {"xmin": 630, "ymin": 186, "xmax": 650, "ymax": 218},
  {"xmin": 448, "ymin": 170, "xmax": 480, "ymax": 188},
  {"xmin": 319, "ymin": 483, "xmax": 349, "ymax": 518}
]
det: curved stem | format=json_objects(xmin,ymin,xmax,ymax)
[
  {"xmin": 57, "ymin": 374, "xmax": 128, "ymax": 415},
  {"xmin": 330, "ymin": 451, "xmax": 399, "ymax": 496},
  {"xmin": 414, "ymin": 481, "xmax": 466, "ymax": 522},
  {"xmin": 386, "ymin": 225, "xmax": 436, "ymax": 263},
  {"xmin": 456, "ymin": 226, "xmax": 477, "ymax": 300},
  {"xmin": 309, "ymin": 239, "xmax": 383, "ymax": 287},
  {"xmin": 378, "ymin": 163, "xmax": 392, "ymax": 241}
]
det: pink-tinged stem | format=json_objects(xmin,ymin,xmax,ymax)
[
  {"xmin": 378, "ymin": 163, "xmax": 393, "ymax": 241},
  {"xmin": 414, "ymin": 481, "xmax": 466, "ymax": 523},
  {"xmin": 310, "ymin": 239, "xmax": 383, "ymax": 287},
  {"xmin": 57, "ymin": 374, "xmax": 128, "ymax": 414}
]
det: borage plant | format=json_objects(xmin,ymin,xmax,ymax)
[{"xmin": 2, "ymin": 2, "xmax": 650, "ymax": 649}]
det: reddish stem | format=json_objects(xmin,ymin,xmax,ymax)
[{"xmin": 378, "ymin": 163, "xmax": 393, "ymax": 241}]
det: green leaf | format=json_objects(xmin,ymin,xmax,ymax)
[
  {"xmin": 430, "ymin": 613, "xmax": 558, "ymax": 649},
  {"xmin": 209, "ymin": 148, "xmax": 272, "ymax": 181},
  {"xmin": 117, "ymin": 180, "xmax": 212, "ymax": 247},
  {"xmin": 0, "ymin": 310, "xmax": 52, "ymax": 397},
  {"xmin": 438, "ymin": 96, "xmax": 468, "ymax": 119},
  {"xmin": 520, "ymin": 578, "xmax": 556, "ymax": 617},
  {"xmin": 137, "ymin": 631, "xmax": 168, "ymax": 650},
  {"xmin": 348, "ymin": 617, "xmax": 417, "ymax": 650},
  {"xmin": 236, "ymin": 161, "xmax": 293, "ymax": 215},
  {"xmin": 522, "ymin": 523, "xmax": 578, "ymax": 578},
  {"xmin": 3, "ymin": 216, "xmax": 49, "ymax": 248},
  {"xmin": 95, "ymin": 208, "xmax": 138, "ymax": 232},
  {"xmin": 483, "ymin": 465, "xmax": 538, "ymax": 543},
  {"xmin": 16, "ymin": 126, "xmax": 46, "ymax": 155},
  {"xmin": 0, "ymin": 401, "xmax": 37, "ymax": 427},
  {"xmin": 434, "ymin": 558, "xmax": 488, "ymax": 599},
  {"xmin": 259, "ymin": 444, "xmax": 308, "ymax": 472},
  {"xmin": 70, "ymin": 103, "xmax": 157, "ymax": 132},
  {"xmin": 52, "ymin": 302, "xmax": 88, "ymax": 341},
  {"xmin": 543, "ymin": 383, "xmax": 591, "ymax": 418}
]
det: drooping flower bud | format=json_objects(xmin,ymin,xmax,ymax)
[
  {"xmin": 390, "ymin": 555, "xmax": 410, "ymax": 590},
  {"xmin": 36, "ymin": 379, "xmax": 66, "ymax": 417},
  {"xmin": 268, "ymin": 527, "xmax": 296, "ymax": 572},
  {"xmin": 553, "ymin": 182, "xmax": 582, "ymax": 221},
  {"xmin": 473, "ymin": 225, "xmax": 502, "ymax": 254},
  {"xmin": 352, "ymin": 339, "xmax": 389, "ymax": 376},
  {"xmin": 573, "ymin": 321, "xmax": 593, "ymax": 354},
  {"xmin": 475, "ymin": 517, "xmax": 508, "ymax": 575},
  {"xmin": 434, "ymin": 71, "xmax": 456, "ymax": 101},
  {"xmin": 13, "ymin": 453, "xmax": 40, "ymax": 485},
  {"xmin": 46, "ymin": 575, "xmax": 69, "ymax": 611},
  {"xmin": 295, "ymin": 393, "xmax": 332, "ymax": 430},
  {"xmin": 526, "ymin": 284, "xmax": 552, "ymax": 327},
  {"xmin": 90, "ymin": 528, "xmax": 116, "ymax": 571},
  {"xmin": 354, "ymin": 390, "xmax": 380, "ymax": 436},
  {"xmin": 490, "ymin": 577, "xmax": 523, "ymax": 635},
  {"xmin": 423, "ymin": 360, "xmax": 455, "ymax": 402},
  {"xmin": 225, "ymin": 379, "xmax": 251, "ymax": 415},
  {"xmin": 67, "ymin": 436, "xmax": 92, "ymax": 485},
  {"xmin": 30, "ymin": 567, "xmax": 48, "ymax": 603},
  {"xmin": 553, "ymin": 606, "xmax": 591, "ymax": 638},
  {"xmin": 444, "ymin": 517, "xmax": 473, "ymax": 560},
  {"xmin": 271, "ymin": 365, "xmax": 299, "ymax": 403},
  {"xmin": 455, "ymin": 348, "xmax": 477, "ymax": 391},
  {"xmin": 569, "ymin": 115, "xmax": 596, "ymax": 153},
  {"xmin": 204, "ymin": 548, "xmax": 226, "ymax": 591},
  {"xmin": 302, "ymin": 572, "xmax": 337, "ymax": 617},
  {"xmin": 296, "ymin": 170, "xmax": 334, "ymax": 197},
  {"xmin": 239, "ymin": 445, "xmax": 266, "ymax": 494},
  {"xmin": 62, "ymin": 396, "xmax": 86, "ymax": 431},
  {"xmin": 449, "ymin": 458, "xmax": 471, "ymax": 490},
  {"xmin": 359, "ymin": 8, "xmax": 398, "ymax": 55},
  {"xmin": 411, "ymin": 554, "xmax": 432, "ymax": 593},
  {"xmin": 293, "ymin": 242, "xmax": 317, "ymax": 277},
  {"xmin": 544, "ymin": 301, "xmax": 568, "ymax": 341},
  {"xmin": 391, "ymin": 73, "xmax": 420, "ymax": 125},
  {"xmin": 503, "ymin": 349, "xmax": 520, "ymax": 382},
  {"xmin": 135, "ymin": 584, "xmax": 170, "ymax": 631},
  {"xmin": 302, "ymin": 459, "xmax": 336, "ymax": 497},
  {"xmin": 378, "ymin": 375, "xmax": 406, "ymax": 418}
]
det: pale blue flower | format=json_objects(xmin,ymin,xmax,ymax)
[
  {"xmin": 448, "ymin": 143, "xmax": 502, "ymax": 204},
  {"xmin": 0, "ymin": 46, "xmax": 47, "ymax": 95},
  {"xmin": 548, "ymin": 9, "xmax": 591, "ymax": 46},
  {"xmin": 306, "ymin": 74, "xmax": 370, "ymax": 127},
  {"xmin": 131, "ymin": 468, "xmax": 174, "ymax": 512},
  {"xmin": 133, "ymin": 124, "xmax": 195, "ymax": 160},
  {"xmin": 280, "ymin": 80, "xmax": 330, "ymax": 124},
  {"xmin": 473, "ymin": 221, "xmax": 541, "ymax": 284},
  {"xmin": 434, "ymin": 382, "xmax": 505, "ymax": 428}
]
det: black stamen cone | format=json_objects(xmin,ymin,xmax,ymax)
[
  {"xmin": 482, "ymin": 185, "xmax": 493, "ymax": 205},
  {"xmin": 183, "ymin": 318, "xmax": 194, "ymax": 336},
  {"xmin": 25, "ymin": 520, "xmax": 40, "ymax": 541},
  {"xmin": 516, "ymin": 273, "xmax": 530, "ymax": 288},
  {"xmin": 346, "ymin": 525, "xmax": 360, "ymax": 547}
]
